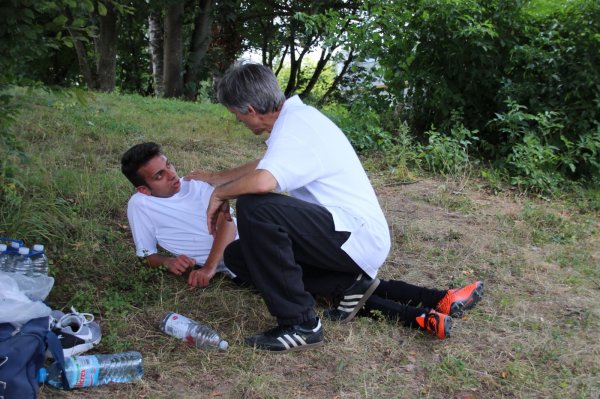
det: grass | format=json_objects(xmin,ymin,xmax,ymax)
[{"xmin": 1, "ymin": 88, "xmax": 599, "ymax": 398}]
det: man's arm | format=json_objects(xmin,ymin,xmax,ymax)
[
  {"xmin": 144, "ymin": 253, "xmax": 196, "ymax": 276},
  {"xmin": 185, "ymin": 159, "xmax": 260, "ymax": 186},
  {"xmin": 188, "ymin": 212, "xmax": 237, "ymax": 288},
  {"xmin": 207, "ymin": 168, "xmax": 278, "ymax": 235}
]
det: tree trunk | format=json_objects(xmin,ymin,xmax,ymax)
[
  {"xmin": 283, "ymin": 34, "xmax": 298, "ymax": 96},
  {"xmin": 65, "ymin": 6, "xmax": 95, "ymax": 89},
  {"xmin": 274, "ymin": 45, "xmax": 288, "ymax": 77},
  {"xmin": 183, "ymin": 0, "xmax": 214, "ymax": 101},
  {"xmin": 300, "ymin": 47, "xmax": 333, "ymax": 99},
  {"xmin": 163, "ymin": 1, "xmax": 184, "ymax": 98},
  {"xmin": 68, "ymin": 26, "xmax": 95, "ymax": 89},
  {"xmin": 148, "ymin": 12, "xmax": 165, "ymax": 97},
  {"xmin": 319, "ymin": 48, "xmax": 354, "ymax": 105},
  {"xmin": 95, "ymin": 2, "xmax": 118, "ymax": 92},
  {"xmin": 284, "ymin": 39, "xmax": 313, "ymax": 97}
]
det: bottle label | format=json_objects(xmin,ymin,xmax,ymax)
[
  {"xmin": 66, "ymin": 356, "xmax": 100, "ymax": 388},
  {"xmin": 162, "ymin": 313, "xmax": 195, "ymax": 343}
]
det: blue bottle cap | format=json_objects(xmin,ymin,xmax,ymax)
[{"xmin": 37, "ymin": 367, "xmax": 47, "ymax": 383}]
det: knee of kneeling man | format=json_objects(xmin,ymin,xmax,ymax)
[{"xmin": 235, "ymin": 194, "xmax": 266, "ymax": 213}]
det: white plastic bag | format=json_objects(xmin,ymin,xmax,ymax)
[{"xmin": 0, "ymin": 271, "xmax": 54, "ymax": 324}]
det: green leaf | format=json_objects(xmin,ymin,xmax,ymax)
[
  {"xmin": 52, "ymin": 15, "xmax": 68, "ymax": 26},
  {"xmin": 97, "ymin": 2, "xmax": 108, "ymax": 17}
]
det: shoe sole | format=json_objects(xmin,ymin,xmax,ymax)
[
  {"xmin": 245, "ymin": 339, "xmax": 324, "ymax": 353},
  {"xmin": 48, "ymin": 336, "xmax": 102, "ymax": 358},
  {"xmin": 450, "ymin": 281, "xmax": 484, "ymax": 318},
  {"xmin": 63, "ymin": 342, "xmax": 96, "ymax": 357},
  {"xmin": 339, "ymin": 277, "xmax": 380, "ymax": 323}
]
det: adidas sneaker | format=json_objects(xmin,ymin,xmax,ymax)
[
  {"xmin": 245, "ymin": 318, "xmax": 324, "ymax": 352},
  {"xmin": 323, "ymin": 274, "xmax": 380, "ymax": 323}
]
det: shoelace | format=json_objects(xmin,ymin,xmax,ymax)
[{"xmin": 426, "ymin": 312, "xmax": 440, "ymax": 334}]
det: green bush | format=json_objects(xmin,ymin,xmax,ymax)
[
  {"xmin": 500, "ymin": 0, "xmax": 600, "ymax": 161},
  {"xmin": 492, "ymin": 100, "xmax": 600, "ymax": 194},
  {"xmin": 376, "ymin": 0, "xmax": 600, "ymax": 188},
  {"xmin": 378, "ymin": 0, "xmax": 516, "ymax": 136},
  {"xmin": 323, "ymin": 103, "xmax": 395, "ymax": 153},
  {"xmin": 506, "ymin": 134, "xmax": 565, "ymax": 195},
  {"xmin": 418, "ymin": 115, "xmax": 479, "ymax": 177}
]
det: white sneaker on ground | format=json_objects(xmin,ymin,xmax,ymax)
[{"xmin": 49, "ymin": 306, "xmax": 102, "ymax": 357}]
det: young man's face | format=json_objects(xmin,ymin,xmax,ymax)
[{"xmin": 136, "ymin": 154, "xmax": 181, "ymax": 198}]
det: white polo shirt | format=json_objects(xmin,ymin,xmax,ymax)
[{"xmin": 257, "ymin": 95, "xmax": 390, "ymax": 278}]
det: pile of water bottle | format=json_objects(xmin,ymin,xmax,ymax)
[
  {"xmin": 0, "ymin": 237, "xmax": 49, "ymax": 277},
  {"xmin": 1, "ymin": 238, "xmax": 230, "ymax": 391}
]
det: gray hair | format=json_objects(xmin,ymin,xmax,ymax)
[{"xmin": 217, "ymin": 62, "xmax": 285, "ymax": 114}]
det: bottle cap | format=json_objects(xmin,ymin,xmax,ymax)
[
  {"xmin": 18, "ymin": 247, "xmax": 30, "ymax": 255},
  {"xmin": 33, "ymin": 244, "xmax": 44, "ymax": 251},
  {"xmin": 37, "ymin": 368, "xmax": 47, "ymax": 383},
  {"xmin": 219, "ymin": 340, "xmax": 229, "ymax": 350}
]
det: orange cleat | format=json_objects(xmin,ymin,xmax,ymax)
[
  {"xmin": 436, "ymin": 281, "xmax": 484, "ymax": 318},
  {"xmin": 416, "ymin": 309, "xmax": 452, "ymax": 339}
]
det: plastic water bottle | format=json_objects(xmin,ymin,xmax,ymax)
[
  {"xmin": 160, "ymin": 312, "xmax": 228, "ymax": 350},
  {"xmin": 0, "ymin": 244, "xmax": 8, "ymax": 272},
  {"xmin": 11, "ymin": 247, "xmax": 33, "ymax": 275},
  {"xmin": 2, "ymin": 242, "xmax": 21, "ymax": 272},
  {"xmin": 39, "ymin": 351, "xmax": 143, "ymax": 389},
  {"xmin": 30, "ymin": 244, "xmax": 49, "ymax": 276}
]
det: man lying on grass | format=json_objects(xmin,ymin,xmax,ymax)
[
  {"xmin": 120, "ymin": 141, "xmax": 484, "ymax": 346},
  {"xmin": 120, "ymin": 142, "xmax": 238, "ymax": 288}
]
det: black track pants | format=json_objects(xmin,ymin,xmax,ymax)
[{"xmin": 224, "ymin": 193, "xmax": 363, "ymax": 326}]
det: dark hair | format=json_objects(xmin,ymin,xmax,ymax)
[
  {"xmin": 217, "ymin": 62, "xmax": 285, "ymax": 114},
  {"xmin": 121, "ymin": 142, "xmax": 162, "ymax": 187}
]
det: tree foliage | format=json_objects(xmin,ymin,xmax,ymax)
[
  {"xmin": 239, "ymin": 0, "xmax": 371, "ymax": 101},
  {"xmin": 2, "ymin": 0, "xmax": 599, "ymax": 193},
  {"xmin": 372, "ymin": 0, "xmax": 600, "ymax": 189}
]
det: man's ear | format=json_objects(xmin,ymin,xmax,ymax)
[
  {"xmin": 136, "ymin": 185, "xmax": 151, "ymax": 195},
  {"xmin": 246, "ymin": 105, "xmax": 257, "ymax": 115}
]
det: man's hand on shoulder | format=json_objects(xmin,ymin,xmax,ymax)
[
  {"xmin": 188, "ymin": 266, "xmax": 216, "ymax": 288},
  {"xmin": 163, "ymin": 254, "xmax": 196, "ymax": 276}
]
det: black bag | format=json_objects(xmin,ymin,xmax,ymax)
[{"xmin": 0, "ymin": 316, "xmax": 67, "ymax": 398}]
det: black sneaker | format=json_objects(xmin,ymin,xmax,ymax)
[
  {"xmin": 245, "ymin": 318, "xmax": 324, "ymax": 352},
  {"xmin": 323, "ymin": 274, "xmax": 380, "ymax": 323}
]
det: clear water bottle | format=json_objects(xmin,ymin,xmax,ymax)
[
  {"xmin": 11, "ymin": 247, "xmax": 33, "ymax": 275},
  {"xmin": 160, "ymin": 312, "xmax": 228, "ymax": 350},
  {"xmin": 38, "ymin": 351, "xmax": 143, "ymax": 389},
  {"xmin": 2, "ymin": 242, "xmax": 21, "ymax": 272},
  {"xmin": 0, "ymin": 243, "xmax": 8, "ymax": 272},
  {"xmin": 30, "ymin": 244, "xmax": 49, "ymax": 276}
]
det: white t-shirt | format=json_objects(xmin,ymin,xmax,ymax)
[
  {"xmin": 126, "ymin": 178, "xmax": 233, "ymax": 275},
  {"xmin": 257, "ymin": 95, "xmax": 390, "ymax": 278}
]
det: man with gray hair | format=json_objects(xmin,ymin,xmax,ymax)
[{"xmin": 187, "ymin": 62, "xmax": 391, "ymax": 352}]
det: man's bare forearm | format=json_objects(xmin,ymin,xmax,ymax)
[
  {"xmin": 203, "ymin": 212, "xmax": 237, "ymax": 271},
  {"xmin": 186, "ymin": 159, "xmax": 260, "ymax": 186}
]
